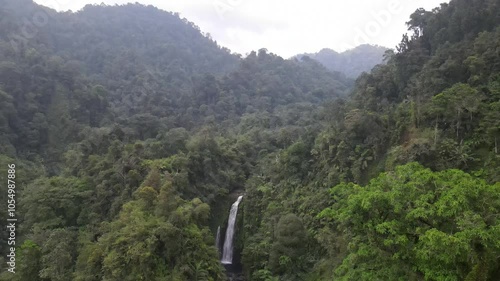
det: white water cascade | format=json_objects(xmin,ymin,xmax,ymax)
[{"xmin": 221, "ymin": 195, "xmax": 243, "ymax": 264}]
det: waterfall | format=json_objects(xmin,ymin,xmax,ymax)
[
  {"xmin": 221, "ymin": 195, "xmax": 243, "ymax": 264},
  {"xmin": 215, "ymin": 226, "xmax": 221, "ymax": 254}
]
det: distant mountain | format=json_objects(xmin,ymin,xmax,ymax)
[
  {"xmin": 296, "ymin": 44, "xmax": 389, "ymax": 78},
  {"xmin": 0, "ymin": 1, "xmax": 353, "ymax": 164}
]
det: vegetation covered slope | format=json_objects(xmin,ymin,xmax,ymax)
[
  {"xmin": 0, "ymin": 0, "xmax": 499, "ymax": 280},
  {"xmin": 0, "ymin": 1, "xmax": 351, "ymax": 280},
  {"xmin": 240, "ymin": 0, "xmax": 500, "ymax": 280}
]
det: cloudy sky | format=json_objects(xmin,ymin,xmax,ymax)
[{"xmin": 34, "ymin": 0, "xmax": 449, "ymax": 57}]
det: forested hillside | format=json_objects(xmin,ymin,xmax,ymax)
[
  {"xmin": 0, "ymin": 0, "xmax": 499, "ymax": 280},
  {"xmin": 296, "ymin": 44, "xmax": 389, "ymax": 78}
]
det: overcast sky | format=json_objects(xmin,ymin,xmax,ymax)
[{"xmin": 34, "ymin": 0, "xmax": 449, "ymax": 58}]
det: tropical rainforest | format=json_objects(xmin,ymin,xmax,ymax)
[{"xmin": 0, "ymin": 0, "xmax": 499, "ymax": 280}]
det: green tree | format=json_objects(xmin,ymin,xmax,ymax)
[
  {"xmin": 320, "ymin": 163, "xmax": 500, "ymax": 280},
  {"xmin": 431, "ymin": 83, "xmax": 484, "ymax": 140},
  {"xmin": 269, "ymin": 214, "xmax": 307, "ymax": 276}
]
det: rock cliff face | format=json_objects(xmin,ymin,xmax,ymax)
[
  {"xmin": 233, "ymin": 199, "xmax": 245, "ymax": 270},
  {"xmin": 227, "ymin": 272, "xmax": 245, "ymax": 281}
]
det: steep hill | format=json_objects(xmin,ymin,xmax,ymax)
[
  {"xmin": 242, "ymin": 0, "xmax": 500, "ymax": 280},
  {"xmin": 0, "ymin": 0, "xmax": 352, "ymax": 168},
  {"xmin": 0, "ymin": 2, "xmax": 353, "ymax": 280}
]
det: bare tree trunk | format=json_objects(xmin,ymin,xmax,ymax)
[
  {"xmin": 416, "ymin": 97, "xmax": 419, "ymax": 128},
  {"xmin": 495, "ymin": 136, "xmax": 498, "ymax": 154},
  {"xmin": 434, "ymin": 118, "xmax": 439, "ymax": 147}
]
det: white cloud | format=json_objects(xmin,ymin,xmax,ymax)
[{"xmin": 34, "ymin": 0, "xmax": 449, "ymax": 57}]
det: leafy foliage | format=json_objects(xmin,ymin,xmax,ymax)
[{"xmin": 320, "ymin": 163, "xmax": 500, "ymax": 280}]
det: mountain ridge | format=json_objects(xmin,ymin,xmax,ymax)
[{"xmin": 296, "ymin": 44, "xmax": 389, "ymax": 78}]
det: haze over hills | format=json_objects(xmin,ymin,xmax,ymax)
[
  {"xmin": 32, "ymin": 0, "xmax": 450, "ymax": 58},
  {"xmin": 0, "ymin": 0, "xmax": 500, "ymax": 281},
  {"xmin": 0, "ymin": 0, "xmax": 354, "ymax": 172},
  {"xmin": 296, "ymin": 44, "xmax": 390, "ymax": 78}
]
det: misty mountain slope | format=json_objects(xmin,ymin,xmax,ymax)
[
  {"xmin": 5, "ymin": 0, "xmax": 240, "ymax": 75},
  {"xmin": 60, "ymin": 4, "xmax": 240, "ymax": 76},
  {"xmin": 0, "ymin": 1, "xmax": 353, "ymax": 165},
  {"xmin": 297, "ymin": 44, "xmax": 389, "ymax": 78}
]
